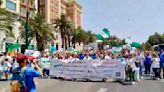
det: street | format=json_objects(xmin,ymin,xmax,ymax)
[{"xmin": 1, "ymin": 78, "xmax": 164, "ymax": 92}]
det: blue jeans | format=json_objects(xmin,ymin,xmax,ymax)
[
  {"xmin": 43, "ymin": 68, "xmax": 50, "ymax": 77},
  {"xmin": 144, "ymin": 64, "xmax": 151, "ymax": 75}
]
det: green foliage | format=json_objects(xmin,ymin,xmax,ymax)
[
  {"xmin": 0, "ymin": 8, "xmax": 14, "ymax": 37},
  {"xmin": 147, "ymin": 32, "xmax": 164, "ymax": 46},
  {"xmin": 73, "ymin": 28, "xmax": 96, "ymax": 45},
  {"xmin": 103, "ymin": 36, "xmax": 127, "ymax": 47},
  {"xmin": 54, "ymin": 14, "xmax": 74, "ymax": 49},
  {"xmin": 20, "ymin": 13, "xmax": 55, "ymax": 51}
]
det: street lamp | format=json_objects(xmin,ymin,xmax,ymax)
[{"xmin": 25, "ymin": 0, "xmax": 30, "ymax": 50}]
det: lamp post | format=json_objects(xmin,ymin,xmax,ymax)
[{"xmin": 25, "ymin": 0, "xmax": 30, "ymax": 50}]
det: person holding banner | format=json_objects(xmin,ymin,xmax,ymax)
[
  {"xmin": 133, "ymin": 54, "xmax": 140, "ymax": 81},
  {"xmin": 84, "ymin": 53, "xmax": 92, "ymax": 60},
  {"xmin": 125, "ymin": 54, "xmax": 135, "ymax": 84}
]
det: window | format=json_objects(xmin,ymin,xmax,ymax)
[
  {"xmin": 29, "ymin": 10, "xmax": 34, "ymax": 17},
  {"xmin": 20, "ymin": 7, "xmax": 27, "ymax": 16},
  {"xmin": 30, "ymin": 0, "xmax": 35, "ymax": 7},
  {"xmin": 6, "ymin": 0, "xmax": 16, "ymax": 11}
]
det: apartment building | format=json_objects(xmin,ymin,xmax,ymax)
[
  {"xmin": 0, "ymin": 0, "xmax": 38, "ymax": 52},
  {"xmin": 67, "ymin": 0, "xmax": 82, "ymax": 28}
]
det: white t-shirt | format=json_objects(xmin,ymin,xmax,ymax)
[
  {"xmin": 0, "ymin": 64, "xmax": 3, "ymax": 72},
  {"xmin": 71, "ymin": 58, "xmax": 79, "ymax": 61},
  {"xmin": 151, "ymin": 58, "xmax": 160, "ymax": 68},
  {"xmin": 104, "ymin": 55, "xmax": 112, "ymax": 60},
  {"xmin": 84, "ymin": 56, "xmax": 92, "ymax": 60},
  {"xmin": 126, "ymin": 58, "xmax": 137, "ymax": 71}
]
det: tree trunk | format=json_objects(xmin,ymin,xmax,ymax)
[
  {"xmin": 68, "ymin": 34, "xmax": 71, "ymax": 48},
  {"xmin": 61, "ymin": 33, "xmax": 65, "ymax": 50},
  {"xmin": 36, "ymin": 32, "xmax": 44, "ymax": 51},
  {"xmin": 65, "ymin": 35, "xmax": 67, "ymax": 50}
]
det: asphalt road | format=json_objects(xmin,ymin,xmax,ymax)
[
  {"xmin": 37, "ymin": 78, "xmax": 164, "ymax": 92},
  {"xmin": 1, "ymin": 78, "xmax": 164, "ymax": 92}
]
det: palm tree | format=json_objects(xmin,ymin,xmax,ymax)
[
  {"xmin": 73, "ymin": 28, "xmax": 96, "ymax": 45},
  {"xmin": 54, "ymin": 14, "xmax": 73, "ymax": 50},
  {"xmin": 73, "ymin": 27, "xmax": 86, "ymax": 44},
  {"xmin": 20, "ymin": 13, "xmax": 55, "ymax": 51},
  {"xmin": 0, "ymin": 7, "xmax": 14, "ymax": 37},
  {"xmin": 85, "ymin": 31, "xmax": 96, "ymax": 44}
]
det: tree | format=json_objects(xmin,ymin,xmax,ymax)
[
  {"xmin": 54, "ymin": 14, "xmax": 74, "ymax": 50},
  {"xmin": 0, "ymin": 8, "xmax": 14, "ymax": 37},
  {"xmin": 73, "ymin": 27, "xmax": 86, "ymax": 44},
  {"xmin": 85, "ymin": 31, "xmax": 96, "ymax": 44},
  {"xmin": 103, "ymin": 35, "xmax": 127, "ymax": 47},
  {"xmin": 147, "ymin": 32, "xmax": 164, "ymax": 46},
  {"xmin": 73, "ymin": 28, "xmax": 96, "ymax": 45},
  {"xmin": 20, "ymin": 13, "xmax": 55, "ymax": 51}
]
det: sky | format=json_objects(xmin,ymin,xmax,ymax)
[{"xmin": 77, "ymin": 0, "xmax": 164, "ymax": 42}]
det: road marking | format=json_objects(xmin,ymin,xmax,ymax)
[{"xmin": 97, "ymin": 88, "xmax": 107, "ymax": 92}]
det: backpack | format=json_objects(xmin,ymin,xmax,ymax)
[{"xmin": 11, "ymin": 67, "xmax": 28, "ymax": 92}]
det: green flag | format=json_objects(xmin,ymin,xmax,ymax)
[
  {"xmin": 96, "ymin": 34, "xmax": 105, "ymax": 42},
  {"xmin": 131, "ymin": 42, "xmax": 142, "ymax": 48},
  {"xmin": 103, "ymin": 28, "xmax": 110, "ymax": 38},
  {"xmin": 13, "ymin": 43, "xmax": 20, "ymax": 49}
]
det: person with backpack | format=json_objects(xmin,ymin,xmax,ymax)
[{"xmin": 11, "ymin": 53, "xmax": 42, "ymax": 92}]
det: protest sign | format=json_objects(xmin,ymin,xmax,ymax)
[
  {"xmin": 50, "ymin": 59, "xmax": 126, "ymax": 81},
  {"xmin": 50, "ymin": 58, "xmax": 64, "ymax": 78}
]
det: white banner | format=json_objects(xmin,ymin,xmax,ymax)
[
  {"xmin": 50, "ymin": 59, "xmax": 126, "ymax": 81},
  {"xmin": 50, "ymin": 58, "xmax": 64, "ymax": 77}
]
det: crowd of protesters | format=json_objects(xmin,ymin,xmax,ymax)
[{"xmin": 0, "ymin": 47, "xmax": 164, "ymax": 83}]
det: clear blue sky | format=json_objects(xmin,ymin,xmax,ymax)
[{"xmin": 77, "ymin": 0, "xmax": 164, "ymax": 42}]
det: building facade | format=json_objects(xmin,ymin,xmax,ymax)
[
  {"xmin": 39, "ymin": 0, "xmax": 68, "ymax": 23},
  {"xmin": 39, "ymin": 0, "xmax": 82, "ymax": 27},
  {"xmin": 0, "ymin": 0, "xmax": 38, "ymax": 52},
  {"xmin": 39, "ymin": 0, "xmax": 82, "ymax": 50},
  {"xmin": 67, "ymin": 0, "xmax": 82, "ymax": 28},
  {"xmin": 0, "ymin": 0, "xmax": 82, "ymax": 52},
  {"xmin": 0, "ymin": 0, "xmax": 20, "ymax": 52},
  {"xmin": 20, "ymin": 0, "xmax": 37, "ymax": 18}
]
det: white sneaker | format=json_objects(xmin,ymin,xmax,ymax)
[
  {"xmin": 132, "ymin": 82, "xmax": 135, "ymax": 85},
  {"xmin": 156, "ymin": 78, "xmax": 160, "ymax": 80},
  {"xmin": 140, "ymin": 77, "xmax": 143, "ymax": 79}
]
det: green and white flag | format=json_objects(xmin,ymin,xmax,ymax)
[
  {"xmin": 102, "ymin": 28, "xmax": 110, "ymax": 38},
  {"xmin": 96, "ymin": 34, "xmax": 105, "ymax": 42}
]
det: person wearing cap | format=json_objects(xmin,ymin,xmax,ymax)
[{"xmin": 11, "ymin": 53, "xmax": 42, "ymax": 92}]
